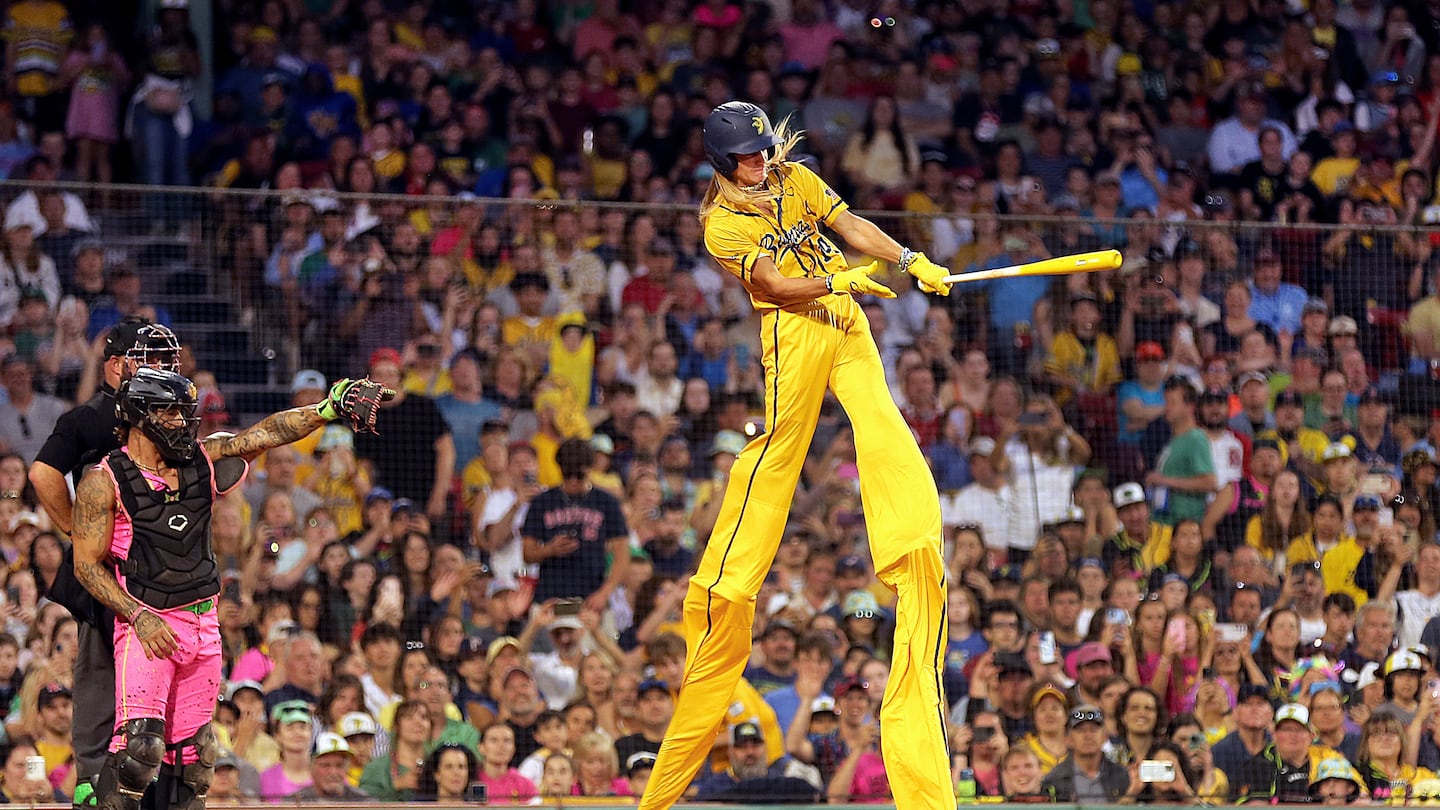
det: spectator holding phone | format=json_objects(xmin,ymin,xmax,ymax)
[
  {"xmin": 1118, "ymin": 740, "xmax": 1199, "ymax": 804},
  {"xmin": 1167, "ymin": 714, "xmax": 1230, "ymax": 802}
]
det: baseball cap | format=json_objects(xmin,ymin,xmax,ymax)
[
  {"xmin": 312, "ymin": 732, "xmax": 355, "ymax": 759},
  {"xmin": 762, "ymin": 620, "xmax": 799, "ymax": 640},
  {"xmin": 502, "ymin": 667, "xmax": 535, "ymax": 686},
  {"xmin": 1321, "ymin": 442, "xmax": 1353, "ymax": 462},
  {"xmin": 486, "ymin": 580, "xmax": 518, "ymax": 599},
  {"xmin": 225, "ymin": 680, "xmax": 265, "ymax": 703},
  {"xmin": 844, "ymin": 591, "xmax": 880, "ymax": 619},
  {"xmin": 731, "ymin": 721, "xmax": 764, "ymax": 746},
  {"xmin": 1057, "ymin": 505, "xmax": 1085, "ymax": 526},
  {"xmin": 1031, "ymin": 683, "xmax": 1068, "ymax": 709},
  {"xmin": 215, "ymin": 750, "xmax": 242, "ymax": 771},
  {"xmin": 1354, "ymin": 494, "xmax": 1383, "ymax": 512},
  {"xmin": 8, "ymin": 512, "xmax": 40, "ymax": 532},
  {"xmin": 837, "ymin": 555, "xmax": 868, "ymax": 575},
  {"xmin": 338, "ymin": 712, "xmax": 378, "ymax": 738},
  {"xmin": 990, "ymin": 564, "xmax": 1023, "ymax": 584},
  {"xmin": 1068, "ymin": 704, "xmax": 1104, "ymax": 729},
  {"xmin": 710, "ymin": 430, "xmax": 747, "ymax": 457},
  {"xmin": 458, "ymin": 637, "xmax": 487, "ymax": 661},
  {"xmin": 549, "ymin": 615, "xmax": 584, "ymax": 633},
  {"xmin": 1073, "ymin": 642, "xmax": 1113, "ymax": 669},
  {"xmin": 969, "ymin": 436, "xmax": 997, "ymax": 457},
  {"xmin": 1274, "ymin": 390, "xmax": 1304, "ymax": 408},
  {"xmin": 104, "ymin": 318, "xmax": 155, "ymax": 358},
  {"xmin": 71, "ymin": 237, "xmax": 104, "ymax": 259},
  {"xmin": 1303, "ymin": 297, "xmax": 1330, "ymax": 315},
  {"xmin": 1237, "ymin": 371, "xmax": 1268, "ymax": 388},
  {"xmin": 1274, "ymin": 703, "xmax": 1311, "ymax": 728},
  {"xmin": 38, "ymin": 683, "xmax": 71, "ymax": 708},
  {"xmin": 1113, "ymin": 482, "xmax": 1146, "ymax": 509},
  {"xmin": 1237, "ymin": 684, "xmax": 1272, "ymax": 703},
  {"xmin": 1328, "ymin": 315, "xmax": 1359, "ymax": 336},
  {"xmin": 811, "ymin": 696, "xmax": 838, "ymax": 714},
  {"xmin": 1294, "ymin": 346, "xmax": 1329, "ymax": 367},
  {"xmin": 271, "ymin": 700, "xmax": 312, "ymax": 725},
  {"xmin": 637, "ymin": 678, "xmax": 669, "ymax": 698},
  {"xmin": 266, "ymin": 620, "xmax": 299, "ymax": 644},
  {"xmin": 1356, "ymin": 662, "xmax": 1383, "ymax": 691},
  {"xmin": 364, "ymin": 487, "xmax": 394, "ymax": 506},
  {"xmin": 486, "ymin": 636, "xmax": 522, "ymax": 664},
  {"xmin": 1252, "ymin": 437, "xmax": 1282, "ymax": 455},
  {"xmin": 590, "ymin": 434, "xmax": 615, "ymax": 455},
  {"xmin": 368, "ymin": 347, "xmax": 403, "ymax": 369},
  {"xmin": 625, "ymin": 751, "xmax": 658, "ymax": 776},
  {"xmin": 1136, "ymin": 341, "xmax": 1166, "ymax": 362},
  {"xmin": 1386, "ymin": 650, "xmax": 1426, "ymax": 676},
  {"xmin": 290, "ymin": 369, "xmax": 327, "ymax": 394},
  {"xmin": 315, "ymin": 424, "xmax": 353, "ymax": 453},
  {"xmin": 833, "ymin": 676, "xmax": 868, "ymax": 698}
]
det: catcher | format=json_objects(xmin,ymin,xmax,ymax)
[{"xmin": 70, "ymin": 368, "xmax": 390, "ymax": 810}]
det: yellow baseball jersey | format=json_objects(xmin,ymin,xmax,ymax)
[{"xmin": 704, "ymin": 162, "xmax": 851, "ymax": 310}]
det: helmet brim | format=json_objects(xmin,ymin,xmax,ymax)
[{"xmin": 726, "ymin": 133, "xmax": 783, "ymax": 159}]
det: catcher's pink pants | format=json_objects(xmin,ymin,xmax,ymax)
[{"xmin": 111, "ymin": 605, "xmax": 222, "ymax": 758}]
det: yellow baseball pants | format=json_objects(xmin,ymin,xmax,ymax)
[{"xmin": 640, "ymin": 295, "xmax": 951, "ymax": 810}]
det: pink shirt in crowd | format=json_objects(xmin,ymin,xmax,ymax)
[{"xmin": 477, "ymin": 769, "xmax": 538, "ymax": 803}]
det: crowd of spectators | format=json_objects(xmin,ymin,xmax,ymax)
[{"xmin": 8, "ymin": 0, "xmax": 1440, "ymax": 804}]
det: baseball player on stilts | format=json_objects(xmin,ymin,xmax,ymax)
[{"xmin": 638, "ymin": 102, "xmax": 956, "ymax": 810}]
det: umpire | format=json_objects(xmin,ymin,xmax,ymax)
[{"xmin": 27, "ymin": 316, "xmax": 181, "ymax": 809}]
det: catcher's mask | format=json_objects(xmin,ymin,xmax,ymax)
[
  {"xmin": 126, "ymin": 323, "xmax": 181, "ymax": 373},
  {"xmin": 117, "ymin": 367, "xmax": 201, "ymax": 462}
]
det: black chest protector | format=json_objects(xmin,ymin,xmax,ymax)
[{"xmin": 105, "ymin": 451, "xmax": 219, "ymax": 610}]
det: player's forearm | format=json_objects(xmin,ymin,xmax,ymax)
[
  {"xmin": 834, "ymin": 213, "xmax": 903, "ymax": 263},
  {"xmin": 73, "ymin": 559, "xmax": 141, "ymax": 621},
  {"xmin": 28, "ymin": 462, "xmax": 74, "ymax": 534},
  {"xmin": 754, "ymin": 273, "xmax": 833, "ymax": 306},
  {"xmin": 204, "ymin": 406, "xmax": 327, "ymax": 460}
]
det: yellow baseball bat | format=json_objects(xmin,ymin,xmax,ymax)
[{"xmin": 940, "ymin": 249, "xmax": 1124, "ymax": 284}]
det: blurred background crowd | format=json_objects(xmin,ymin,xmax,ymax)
[{"xmin": 5, "ymin": 0, "xmax": 1440, "ymax": 804}]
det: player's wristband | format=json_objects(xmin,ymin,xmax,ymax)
[
  {"xmin": 824, "ymin": 274, "xmax": 835, "ymax": 294},
  {"xmin": 899, "ymin": 247, "xmax": 917, "ymax": 274},
  {"xmin": 126, "ymin": 605, "xmax": 145, "ymax": 624},
  {"xmin": 317, "ymin": 400, "xmax": 339, "ymax": 421}
]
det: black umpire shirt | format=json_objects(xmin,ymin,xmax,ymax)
[{"xmin": 32, "ymin": 383, "xmax": 120, "ymax": 628}]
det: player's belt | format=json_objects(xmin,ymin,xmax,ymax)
[{"xmin": 180, "ymin": 599, "xmax": 214, "ymax": 615}]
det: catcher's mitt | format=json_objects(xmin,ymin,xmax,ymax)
[{"xmin": 319, "ymin": 377, "xmax": 396, "ymax": 434}]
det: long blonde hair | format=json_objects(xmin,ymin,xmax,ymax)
[{"xmin": 698, "ymin": 115, "xmax": 805, "ymax": 227}]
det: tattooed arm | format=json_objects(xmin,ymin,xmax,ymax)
[
  {"xmin": 71, "ymin": 468, "xmax": 179, "ymax": 660},
  {"xmin": 202, "ymin": 406, "xmax": 329, "ymax": 462}
]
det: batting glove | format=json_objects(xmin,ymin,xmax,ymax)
[
  {"xmin": 316, "ymin": 378, "xmax": 358, "ymax": 422},
  {"xmin": 827, "ymin": 262, "xmax": 896, "ymax": 299},
  {"xmin": 906, "ymin": 252, "xmax": 952, "ymax": 296}
]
